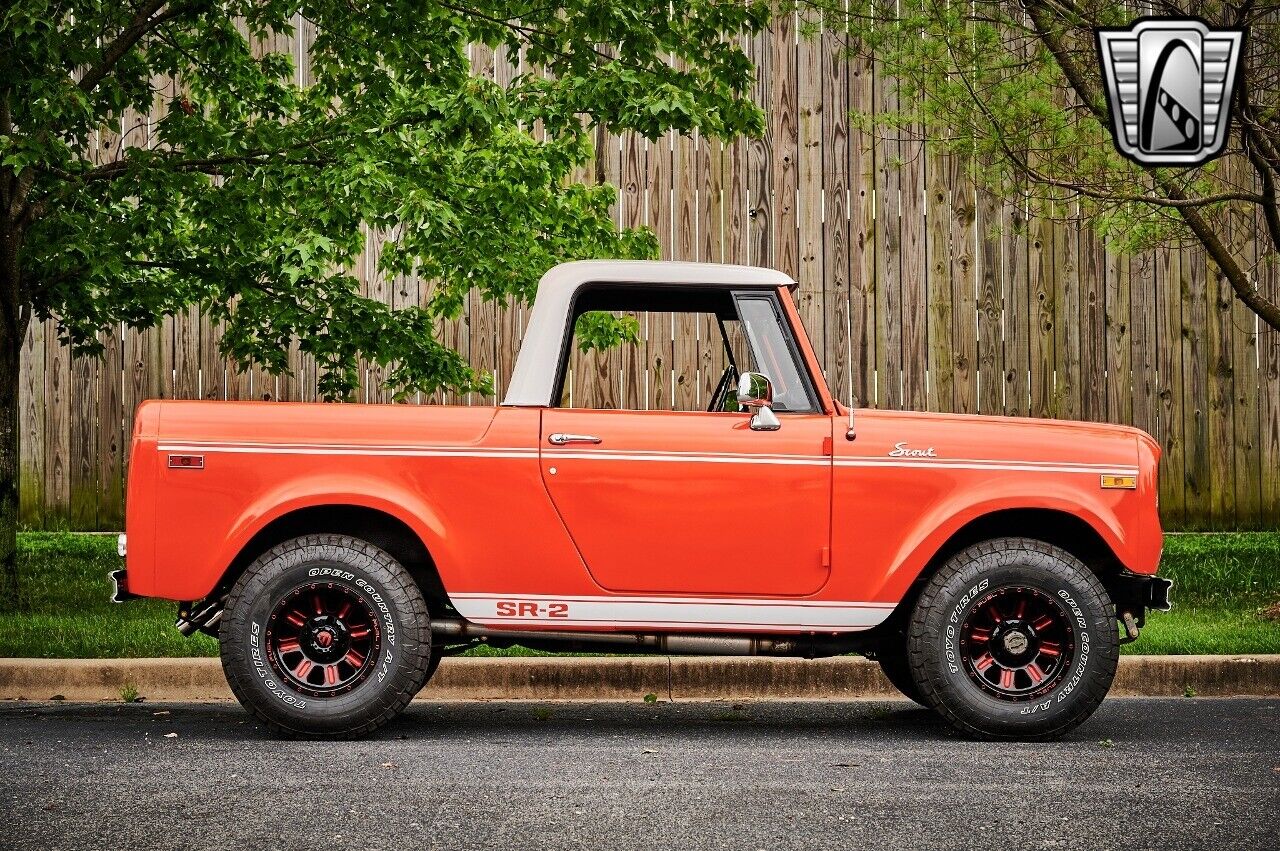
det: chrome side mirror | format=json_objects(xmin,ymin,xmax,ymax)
[{"xmin": 736, "ymin": 372, "xmax": 780, "ymax": 431}]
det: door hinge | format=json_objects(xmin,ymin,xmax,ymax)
[
  {"xmin": 821, "ymin": 436, "xmax": 833, "ymax": 457},
  {"xmin": 821, "ymin": 546, "xmax": 831, "ymax": 568}
]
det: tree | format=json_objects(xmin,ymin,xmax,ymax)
[
  {"xmin": 808, "ymin": 0, "xmax": 1279, "ymax": 328},
  {"xmin": 0, "ymin": 0, "xmax": 769, "ymax": 593}
]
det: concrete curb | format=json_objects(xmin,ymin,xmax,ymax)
[{"xmin": 1, "ymin": 655, "xmax": 1277, "ymax": 702}]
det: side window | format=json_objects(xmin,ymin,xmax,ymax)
[
  {"xmin": 732, "ymin": 294, "xmax": 817, "ymax": 413},
  {"xmin": 560, "ymin": 310, "xmax": 735, "ymax": 411},
  {"xmin": 556, "ymin": 288, "xmax": 817, "ymax": 413}
]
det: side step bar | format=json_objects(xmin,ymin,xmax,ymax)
[{"xmin": 430, "ymin": 618, "xmax": 861, "ymax": 658}]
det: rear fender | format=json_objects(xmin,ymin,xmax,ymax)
[{"xmin": 201, "ymin": 476, "xmax": 447, "ymax": 601}]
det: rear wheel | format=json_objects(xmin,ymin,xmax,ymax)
[
  {"xmin": 875, "ymin": 642, "xmax": 927, "ymax": 706},
  {"xmin": 907, "ymin": 537, "xmax": 1118, "ymax": 740},
  {"xmin": 220, "ymin": 534, "xmax": 432, "ymax": 738}
]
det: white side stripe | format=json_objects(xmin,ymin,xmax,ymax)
[
  {"xmin": 158, "ymin": 441, "xmax": 1137, "ymax": 476},
  {"xmin": 837, "ymin": 459, "xmax": 1139, "ymax": 475},
  {"xmin": 448, "ymin": 593, "xmax": 895, "ymax": 632},
  {"xmin": 158, "ymin": 443, "xmax": 538, "ymax": 460}
]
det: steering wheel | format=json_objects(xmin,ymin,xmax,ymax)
[{"xmin": 707, "ymin": 364, "xmax": 740, "ymax": 412}]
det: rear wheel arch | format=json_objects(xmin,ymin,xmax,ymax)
[{"xmin": 217, "ymin": 505, "xmax": 448, "ymax": 613}]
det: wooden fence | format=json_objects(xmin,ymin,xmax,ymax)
[{"xmin": 19, "ymin": 15, "xmax": 1280, "ymax": 531}]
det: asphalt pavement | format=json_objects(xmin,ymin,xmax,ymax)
[{"xmin": 0, "ymin": 698, "xmax": 1276, "ymax": 850}]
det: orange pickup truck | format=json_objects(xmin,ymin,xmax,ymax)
[{"xmin": 114, "ymin": 260, "xmax": 1170, "ymax": 739}]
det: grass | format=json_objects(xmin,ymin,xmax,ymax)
[
  {"xmin": 1121, "ymin": 604, "xmax": 1280, "ymax": 655},
  {"xmin": 0, "ymin": 530, "xmax": 1276, "ymax": 658},
  {"xmin": 1, "ymin": 533, "xmax": 217, "ymax": 658}
]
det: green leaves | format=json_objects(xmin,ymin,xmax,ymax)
[
  {"xmin": 3, "ymin": 0, "xmax": 765, "ymax": 399},
  {"xmin": 574, "ymin": 311, "xmax": 642, "ymax": 353}
]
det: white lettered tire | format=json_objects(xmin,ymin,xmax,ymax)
[
  {"xmin": 220, "ymin": 534, "xmax": 432, "ymax": 738},
  {"xmin": 906, "ymin": 537, "xmax": 1119, "ymax": 740}
]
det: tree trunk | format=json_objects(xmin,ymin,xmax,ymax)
[
  {"xmin": 0, "ymin": 208, "xmax": 25, "ymax": 604},
  {"xmin": 0, "ymin": 318, "xmax": 19, "ymax": 603}
]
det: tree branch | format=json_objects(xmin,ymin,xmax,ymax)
[
  {"xmin": 1245, "ymin": 135, "xmax": 1280, "ymax": 255},
  {"xmin": 77, "ymin": 1, "xmax": 201, "ymax": 95}
]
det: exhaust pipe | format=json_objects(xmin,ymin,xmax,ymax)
[
  {"xmin": 176, "ymin": 596, "xmax": 226, "ymax": 637},
  {"xmin": 430, "ymin": 618, "xmax": 856, "ymax": 658}
]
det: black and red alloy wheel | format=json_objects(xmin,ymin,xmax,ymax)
[
  {"xmin": 266, "ymin": 583, "xmax": 380, "ymax": 698},
  {"xmin": 959, "ymin": 586, "xmax": 1074, "ymax": 701}
]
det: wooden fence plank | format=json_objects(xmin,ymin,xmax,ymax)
[
  {"xmin": 748, "ymin": 25, "xmax": 773, "ymax": 271},
  {"xmin": 1053, "ymin": 209, "xmax": 1080, "ymax": 421},
  {"xmin": 873, "ymin": 60, "xmax": 901, "ymax": 410},
  {"xmin": 1207, "ymin": 245, "xmax": 1236, "ymax": 526},
  {"xmin": 44, "ymin": 327, "xmax": 71, "ymax": 522},
  {"xmin": 950, "ymin": 161, "xmax": 977, "ymax": 415},
  {"xmin": 1002, "ymin": 194, "xmax": 1030, "ymax": 417},
  {"xmin": 19, "ymin": 317, "xmax": 44, "ymax": 528},
  {"xmin": 822, "ymin": 27, "xmax": 851, "ymax": 409},
  {"xmin": 69, "ymin": 349, "xmax": 98, "ymax": 531},
  {"xmin": 620, "ymin": 130, "xmax": 647, "ymax": 410},
  {"xmin": 1228, "ymin": 197, "xmax": 1260, "ymax": 527},
  {"xmin": 976, "ymin": 189, "xmax": 1003, "ymax": 415},
  {"xmin": 493, "ymin": 45, "xmax": 522, "ymax": 405},
  {"xmin": 647, "ymin": 128, "xmax": 673, "ymax": 410},
  {"xmin": 671, "ymin": 130, "xmax": 700, "ymax": 411},
  {"xmin": 796, "ymin": 16, "xmax": 825, "ymax": 371},
  {"xmin": 899, "ymin": 104, "xmax": 927, "ymax": 411},
  {"xmin": 771, "ymin": 11, "xmax": 799, "ymax": 283},
  {"xmin": 95, "ymin": 327, "xmax": 124, "ymax": 529},
  {"xmin": 1029, "ymin": 204, "xmax": 1055, "ymax": 418},
  {"xmin": 1260, "ymin": 213, "xmax": 1280, "ymax": 527},
  {"xmin": 699, "ymin": 132, "xmax": 728, "ymax": 402},
  {"xmin": 1104, "ymin": 245, "xmax": 1133, "ymax": 426},
  {"xmin": 1129, "ymin": 251, "xmax": 1158, "ymax": 435},
  {"xmin": 1157, "ymin": 249, "xmax": 1186, "ymax": 526},
  {"xmin": 849, "ymin": 54, "xmax": 876, "ymax": 410},
  {"xmin": 925, "ymin": 150, "xmax": 953, "ymax": 413},
  {"xmin": 1080, "ymin": 226, "xmax": 1106, "ymax": 422},
  {"xmin": 1182, "ymin": 247, "xmax": 1212, "ymax": 527}
]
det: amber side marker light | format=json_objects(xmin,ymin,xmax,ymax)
[{"xmin": 1100, "ymin": 474, "xmax": 1137, "ymax": 489}]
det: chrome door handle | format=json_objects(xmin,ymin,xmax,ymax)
[{"xmin": 548, "ymin": 433, "xmax": 603, "ymax": 446}]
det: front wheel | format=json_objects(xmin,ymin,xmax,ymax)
[
  {"xmin": 220, "ymin": 534, "xmax": 433, "ymax": 738},
  {"xmin": 906, "ymin": 538, "xmax": 1119, "ymax": 740}
]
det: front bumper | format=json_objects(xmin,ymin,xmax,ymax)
[{"xmin": 109, "ymin": 569, "xmax": 139, "ymax": 603}]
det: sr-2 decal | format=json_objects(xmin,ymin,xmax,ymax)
[{"xmin": 494, "ymin": 600, "xmax": 571, "ymax": 619}]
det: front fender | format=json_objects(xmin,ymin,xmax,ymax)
[{"xmin": 867, "ymin": 483, "xmax": 1139, "ymax": 604}]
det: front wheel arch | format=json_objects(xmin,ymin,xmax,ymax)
[{"xmin": 871, "ymin": 508, "xmax": 1127, "ymax": 640}]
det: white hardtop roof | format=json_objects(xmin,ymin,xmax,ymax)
[{"xmin": 502, "ymin": 260, "xmax": 794, "ymax": 407}]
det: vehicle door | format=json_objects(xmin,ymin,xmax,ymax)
[{"xmin": 540, "ymin": 289, "xmax": 833, "ymax": 597}]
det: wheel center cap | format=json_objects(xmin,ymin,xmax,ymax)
[
  {"xmin": 1003, "ymin": 630, "xmax": 1029, "ymax": 655},
  {"xmin": 315, "ymin": 629, "xmax": 334, "ymax": 648}
]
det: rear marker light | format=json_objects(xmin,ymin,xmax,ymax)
[
  {"xmin": 168, "ymin": 454, "xmax": 204, "ymax": 470},
  {"xmin": 1100, "ymin": 474, "xmax": 1137, "ymax": 489}
]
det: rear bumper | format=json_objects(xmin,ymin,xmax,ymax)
[{"xmin": 1113, "ymin": 571, "xmax": 1173, "ymax": 613}]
